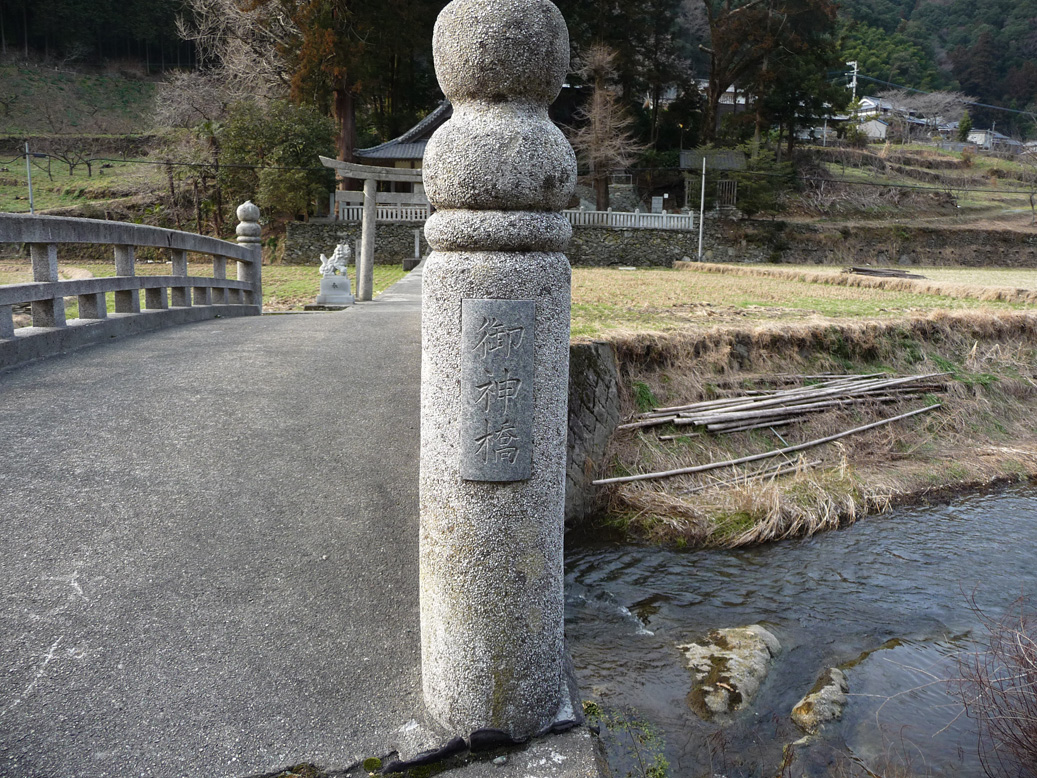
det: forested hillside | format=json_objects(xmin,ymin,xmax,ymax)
[
  {"xmin": 2, "ymin": 0, "xmax": 1035, "ymax": 230},
  {"xmin": 0, "ymin": 0, "xmax": 191, "ymax": 70},
  {"xmin": 2, "ymin": 0, "xmax": 1034, "ymax": 141},
  {"xmin": 840, "ymin": 0, "xmax": 1037, "ymax": 132}
]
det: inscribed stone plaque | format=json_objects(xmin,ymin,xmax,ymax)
[{"xmin": 460, "ymin": 299, "xmax": 535, "ymax": 481}]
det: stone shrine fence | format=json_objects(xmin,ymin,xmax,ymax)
[
  {"xmin": 0, "ymin": 203, "xmax": 262, "ymax": 371},
  {"xmin": 565, "ymin": 208, "xmax": 695, "ymax": 231},
  {"xmin": 330, "ymin": 201, "xmax": 697, "ymax": 232}
]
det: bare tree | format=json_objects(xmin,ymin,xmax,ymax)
[
  {"xmin": 1017, "ymin": 148, "xmax": 1037, "ymax": 224},
  {"xmin": 568, "ymin": 45, "xmax": 645, "ymax": 211},
  {"xmin": 153, "ymin": 70, "xmax": 239, "ymax": 129},
  {"xmin": 178, "ymin": 0, "xmax": 294, "ymax": 97},
  {"xmin": 155, "ymin": 0, "xmax": 295, "ymax": 129},
  {"xmin": 878, "ymin": 89, "xmax": 974, "ymax": 141}
]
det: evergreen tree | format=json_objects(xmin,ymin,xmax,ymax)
[
  {"xmin": 957, "ymin": 111, "xmax": 972, "ymax": 142},
  {"xmin": 839, "ymin": 20, "xmax": 943, "ymax": 91},
  {"xmin": 699, "ymin": 0, "xmax": 842, "ymax": 144}
]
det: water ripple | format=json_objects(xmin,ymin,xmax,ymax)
[{"xmin": 565, "ymin": 484, "xmax": 1037, "ymax": 777}]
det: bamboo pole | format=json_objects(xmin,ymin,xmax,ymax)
[
  {"xmin": 593, "ymin": 404, "xmax": 942, "ymax": 485},
  {"xmin": 690, "ymin": 392, "xmax": 926, "ymax": 427},
  {"xmin": 643, "ymin": 373, "xmax": 937, "ymax": 420},
  {"xmin": 621, "ymin": 374, "xmax": 946, "ymax": 432},
  {"xmin": 659, "ymin": 418, "xmax": 797, "ymax": 440},
  {"xmin": 690, "ymin": 373, "xmax": 945, "ymax": 419},
  {"xmin": 645, "ymin": 374, "xmax": 883, "ymax": 415}
]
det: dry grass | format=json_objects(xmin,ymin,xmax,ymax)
[
  {"xmin": 570, "ymin": 265, "xmax": 1028, "ymax": 339},
  {"xmin": 742, "ymin": 263, "xmax": 1037, "ymax": 291},
  {"xmin": 598, "ymin": 311, "xmax": 1037, "ymax": 547},
  {"xmin": 680, "ymin": 261, "xmax": 1037, "ymax": 307}
]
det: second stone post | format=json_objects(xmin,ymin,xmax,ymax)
[{"xmin": 419, "ymin": 0, "xmax": 578, "ymax": 740}]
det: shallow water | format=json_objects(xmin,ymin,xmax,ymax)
[{"xmin": 564, "ymin": 485, "xmax": 1037, "ymax": 777}]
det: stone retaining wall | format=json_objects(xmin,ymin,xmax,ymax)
[
  {"xmin": 703, "ymin": 220, "xmax": 1037, "ymax": 267},
  {"xmin": 283, "ymin": 221, "xmax": 429, "ymax": 265},
  {"xmin": 286, "ymin": 218, "xmax": 1037, "ymax": 268},
  {"xmin": 567, "ymin": 226, "xmax": 698, "ymax": 267},
  {"xmin": 565, "ymin": 341, "xmax": 622, "ymax": 525},
  {"xmin": 284, "ymin": 221, "xmax": 700, "ymax": 267}
]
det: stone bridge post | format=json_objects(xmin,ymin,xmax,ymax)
[
  {"xmin": 235, "ymin": 201, "xmax": 263, "ymax": 307},
  {"xmin": 419, "ymin": 0, "xmax": 577, "ymax": 740}
]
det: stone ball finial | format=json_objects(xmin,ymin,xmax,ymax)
[
  {"xmin": 236, "ymin": 200, "xmax": 260, "ymax": 223},
  {"xmin": 423, "ymin": 0, "xmax": 576, "ymax": 250},
  {"xmin": 236, "ymin": 200, "xmax": 262, "ymax": 244},
  {"xmin": 423, "ymin": 119, "xmax": 576, "ymax": 213},
  {"xmin": 432, "ymin": 0, "xmax": 569, "ymax": 105}
]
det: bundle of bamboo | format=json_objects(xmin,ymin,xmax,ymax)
[
  {"xmin": 619, "ymin": 373, "xmax": 948, "ymax": 436},
  {"xmin": 596, "ymin": 374, "xmax": 947, "ymax": 486},
  {"xmin": 845, "ymin": 266, "xmax": 927, "ymax": 280}
]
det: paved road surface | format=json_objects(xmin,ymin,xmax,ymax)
[{"xmin": 0, "ymin": 266, "xmax": 598, "ymax": 778}]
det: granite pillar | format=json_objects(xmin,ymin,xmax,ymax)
[{"xmin": 419, "ymin": 0, "xmax": 577, "ymax": 740}]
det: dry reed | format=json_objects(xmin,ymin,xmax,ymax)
[{"xmin": 595, "ymin": 311, "xmax": 1037, "ymax": 547}]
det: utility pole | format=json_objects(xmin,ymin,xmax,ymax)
[
  {"xmin": 25, "ymin": 142, "xmax": 34, "ymax": 215},
  {"xmin": 697, "ymin": 157, "xmax": 706, "ymax": 260}
]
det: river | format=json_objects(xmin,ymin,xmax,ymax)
[{"xmin": 564, "ymin": 484, "xmax": 1037, "ymax": 777}]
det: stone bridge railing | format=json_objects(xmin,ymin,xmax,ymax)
[{"xmin": 0, "ymin": 202, "xmax": 262, "ymax": 371}]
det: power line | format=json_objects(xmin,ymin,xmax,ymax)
[
  {"xmin": 853, "ymin": 74, "xmax": 1036, "ymax": 119},
  {"xmin": 723, "ymin": 167, "xmax": 1037, "ymax": 196},
  {"xmin": 91, "ymin": 157, "xmax": 330, "ymax": 172},
  {"xmin": 7, "ymin": 153, "xmax": 328, "ymax": 173},
  {"xmin": 9, "ymin": 150, "xmax": 1035, "ymax": 201}
]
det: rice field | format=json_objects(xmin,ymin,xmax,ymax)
[{"xmin": 569, "ymin": 263, "xmax": 1037, "ymax": 338}]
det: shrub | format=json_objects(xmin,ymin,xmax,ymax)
[
  {"xmin": 844, "ymin": 123, "xmax": 869, "ymax": 149},
  {"xmin": 219, "ymin": 99, "xmax": 335, "ymax": 221},
  {"xmin": 957, "ymin": 596, "xmax": 1037, "ymax": 778}
]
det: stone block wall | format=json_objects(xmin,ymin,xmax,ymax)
[
  {"xmin": 283, "ymin": 221, "xmax": 429, "ymax": 265},
  {"xmin": 285, "ymin": 221, "xmax": 701, "ymax": 267},
  {"xmin": 565, "ymin": 340, "xmax": 622, "ymax": 525},
  {"xmin": 283, "ymin": 216, "xmax": 1037, "ymax": 270},
  {"xmin": 567, "ymin": 226, "xmax": 697, "ymax": 267}
]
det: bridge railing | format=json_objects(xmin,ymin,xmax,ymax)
[{"xmin": 0, "ymin": 201, "xmax": 262, "ymax": 370}]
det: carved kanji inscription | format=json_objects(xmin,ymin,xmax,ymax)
[{"xmin": 460, "ymin": 299, "xmax": 535, "ymax": 481}]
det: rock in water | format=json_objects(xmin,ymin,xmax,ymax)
[
  {"xmin": 791, "ymin": 667, "xmax": 849, "ymax": 734},
  {"xmin": 678, "ymin": 625, "xmax": 781, "ymax": 722}
]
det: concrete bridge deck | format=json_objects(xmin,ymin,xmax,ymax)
[{"xmin": 0, "ymin": 267, "xmax": 597, "ymax": 777}]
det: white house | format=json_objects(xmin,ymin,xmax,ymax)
[
  {"xmin": 859, "ymin": 118, "xmax": 889, "ymax": 141},
  {"xmin": 967, "ymin": 129, "xmax": 1023, "ymax": 153}
]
